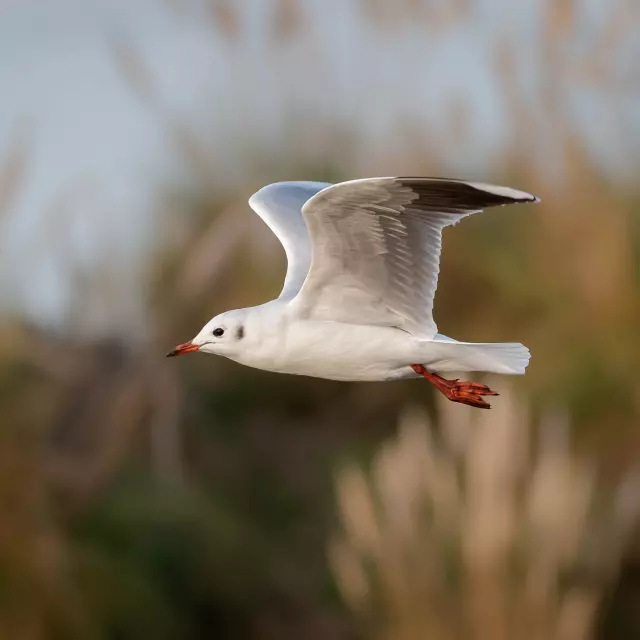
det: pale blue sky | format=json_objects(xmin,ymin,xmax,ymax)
[{"xmin": 0, "ymin": 0, "xmax": 637, "ymax": 333}]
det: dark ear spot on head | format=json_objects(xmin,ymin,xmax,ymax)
[{"xmin": 236, "ymin": 326, "xmax": 245, "ymax": 340}]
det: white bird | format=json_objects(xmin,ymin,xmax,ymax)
[{"xmin": 167, "ymin": 177, "xmax": 539, "ymax": 408}]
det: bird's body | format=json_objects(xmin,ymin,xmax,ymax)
[
  {"xmin": 168, "ymin": 176, "xmax": 539, "ymax": 408},
  {"xmin": 213, "ymin": 301, "xmax": 420, "ymax": 382},
  {"xmin": 218, "ymin": 300, "xmax": 529, "ymax": 383}
]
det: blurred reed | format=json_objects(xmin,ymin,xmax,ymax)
[
  {"xmin": 330, "ymin": 387, "xmax": 640, "ymax": 640},
  {"xmin": 0, "ymin": 129, "xmax": 28, "ymax": 224},
  {"xmin": 0, "ymin": 0, "xmax": 638, "ymax": 637}
]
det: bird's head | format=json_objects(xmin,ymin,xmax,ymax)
[{"xmin": 166, "ymin": 310, "xmax": 248, "ymax": 359}]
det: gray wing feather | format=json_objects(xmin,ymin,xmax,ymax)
[{"xmin": 293, "ymin": 177, "xmax": 538, "ymax": 337}]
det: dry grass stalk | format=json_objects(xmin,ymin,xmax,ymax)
[
  {"xmin": 210, "ymin": 0, "xmax": 242, "ymax": 43},
  {"xmin": 330, "ymin": 385, "xmax": 640, "ymax": 640},
  {"xmin": 0, "ymin": 129, "xmax": 29, "ymax": 224},
  {"xmin": 270, "ymin": 0, "xmax": 304, "ymax": 44}
]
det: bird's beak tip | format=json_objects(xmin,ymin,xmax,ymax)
[{"xmin": 166, "ymin": 342, "xmax": 200, "ymax": 358}]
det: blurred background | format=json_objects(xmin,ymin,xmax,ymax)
[{"xmin": 0, "ymin": 0, "xmax": 639, "ymax": 638}]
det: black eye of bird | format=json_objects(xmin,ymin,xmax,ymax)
[{"xmin": 213, "ymin": 328, "xmax": 224, "ymax": 338}]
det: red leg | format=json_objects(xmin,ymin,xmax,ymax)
[{"xmin": 411, "ymin": 364, "xmax": 499, "ymax": 409}]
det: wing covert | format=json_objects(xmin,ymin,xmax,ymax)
[{"xmin": 293, "ymin": 177, "xmax": 538, "ymax": 337}]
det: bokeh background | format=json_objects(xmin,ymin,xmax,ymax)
[{"xmin": 1, "ymin": 1, "xmax": 639, "ymax": 638}]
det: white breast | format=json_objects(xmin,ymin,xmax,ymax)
[{"xmin": 232, "ymin": 317, "xmax": 420, "ymax": 382}]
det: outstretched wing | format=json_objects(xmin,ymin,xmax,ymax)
[
  {"xmin": 248, "ymin": 181, "xmax": 332, "ymax": 299},
  {"xmin": 292, "ymin": 177, "xmax": 538, "ymax": 337}
]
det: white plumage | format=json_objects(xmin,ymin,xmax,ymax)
[{"xmin": 168, "ymin": 177, "xmax": 539, "ymax": 409}]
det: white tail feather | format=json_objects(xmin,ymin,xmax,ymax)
[{"xmin": 421, "ymin": 340, "xmax": 530, "ymax": 375}]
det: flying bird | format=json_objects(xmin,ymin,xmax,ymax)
[{"xmin": 167, "ymin": 177, "xmax": 539, "ymax": 408}]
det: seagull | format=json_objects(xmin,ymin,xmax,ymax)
[{"xmin": 167, "ymin": 177, "xmax": 539, "ymax": 409}]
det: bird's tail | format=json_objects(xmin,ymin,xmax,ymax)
[{"xmin": 421, "ymin": 340, "xmax": 531, "ymax": 375}]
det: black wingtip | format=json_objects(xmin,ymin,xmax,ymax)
[{"xmin": 395, "ymin": 177, "xmax": 540, "ymax": 210}]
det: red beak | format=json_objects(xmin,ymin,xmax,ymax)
[{"xmin": 166, "ymin": 342, "xmax": 200, "ymax": 358}]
